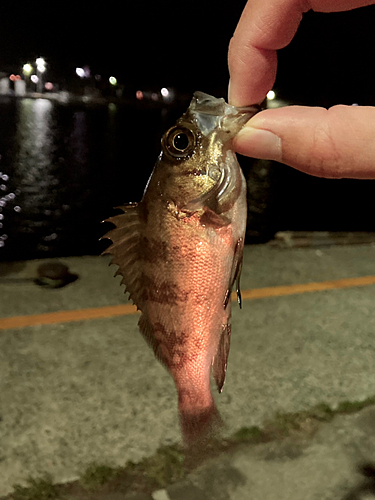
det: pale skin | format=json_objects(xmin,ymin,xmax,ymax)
[{"xmin": 228, "ymin": 0, "xmax": 375, "ymax": 179}]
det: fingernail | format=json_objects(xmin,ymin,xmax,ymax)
[
  {"xmin": 235, "ymin": 127, "xmax": 282, "ymax": 161},
  {"xmin": 227, "ymin": 79, "xmax": 232, "ymax": 104},
  {"xmin": 227, "ymin": 79, "xmax": 242, "ymax": 107}
]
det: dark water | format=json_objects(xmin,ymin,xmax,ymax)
[
  {"xmin": 0, "ymin": 97, "xmax": 374, "ymax": 261},
  {"xmin": 0, "ymin": 97, "xmax": 184, "ymax": 261}
]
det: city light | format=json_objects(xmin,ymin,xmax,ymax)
[
  {"xmin": 23, "ymin": 64, "xmax": 33, "ymax": 75},
  {"xmin": 31, "ymin": 75, "xmax": 39, "ymax": 83},
  {"xmin": 109, "ymin": 76, "xmax": 117, "ymax": 86},
  {"xmin": 136, "ymin": 90, "xmax": 143, "ymax": 100},
  {"xmin": 36, "ymin": 58, "xmax": 46, "ymax": 73},
  {"xmin": 76, "ymin": 68, "xmax": 85, "ymax": 78},
  {"xmin": 267, "ymin": 90, "xmax": 276, "ymax": 100},
  {"xmin": 161, "ymin": 87, "xmax": 174, "ymax": 103}
]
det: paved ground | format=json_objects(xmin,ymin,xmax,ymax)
[{"xmin": 0, "ymin": 240, "xmax": 375, "ymax": 499}]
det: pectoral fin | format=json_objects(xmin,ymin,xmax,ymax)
[
  {"xmin": 212, "ymin": 323, "xmax": 232, "ymax": 393},
  {"xmin": 223, "ymin": 237, "xmax": 244, "ymax": 309},
  {"xmin": 200, "ymin": 208, "xmax": 230, "ymax": 228}
]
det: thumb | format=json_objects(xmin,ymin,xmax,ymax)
[{"xmin": 234, "ymin": 105, "xmax": 375, "ymax": 179}]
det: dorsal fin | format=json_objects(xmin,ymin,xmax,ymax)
[{"xmin": 102, "ymin": 203, "xmax": 145, "ymax": 310}]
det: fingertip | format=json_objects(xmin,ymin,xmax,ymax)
[{"xmin": 234, "ymin": 126, "xmax": 282, "ymax": 161}]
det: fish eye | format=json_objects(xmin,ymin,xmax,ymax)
[
  {"xmin": 164, "ymin": 126, "xmax": 196, "ymax": 158},
  {"xmin": 173, "ymin": 133, "xmax": 189, "ymax": 151}
]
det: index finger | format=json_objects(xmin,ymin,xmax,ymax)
[{"xmin": 228, "ymin": 0, "xmax": 375, "ymax": 106}]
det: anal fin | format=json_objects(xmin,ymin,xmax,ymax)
[{"xmin": 212, "ymin": 323, "xmax": 231, "ymax": 393}]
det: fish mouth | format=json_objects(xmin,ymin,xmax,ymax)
[
  {"xmin": 180, "ymin": 92, "xmax": 260, "ymax": 213},
  {"xmin": 189, "ymin": 91, "xmax": 260, "ymax": 137}
]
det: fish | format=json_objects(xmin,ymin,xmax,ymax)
[{"xmin": 102, "ymin": 92, "xmax": 259, "ymax": 445}]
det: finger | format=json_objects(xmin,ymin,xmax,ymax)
[
  {"xmin": 228, "ymin": 0, "xmax": 375, "ymax": 106},
  {"xmin": 233, "ymin": 105, "xmax": 375, "ymax": 179},
  {"xmin": 309, "ymin": 0, "xmax": 375, "ymax": 12},
  {"xmin": 228, "ymin": 0, "xmax": 303, "ymax": 105}
]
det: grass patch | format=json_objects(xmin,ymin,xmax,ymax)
[
  {"xmin": 6, "ymin": 396, "xmax": 375, "ymax": 499},
  {"xmin": 230, "ymin": 402, "xmax": 335, "ymax": 444},
  {"xmin": 336, "ymin": 396, "xmax": 375, "ymax": 414},
  {"xmin": 141, "ymin": 444, "xmax": 186, "ymax": 487},
  {"xmin": 12, "ymin": 474, "xmax": 58, "ymax": 500},
  {"xmin": 231, "ymin": 425, "xmax": 265, "ymax": 443},
  {"xmin": 80, "ymin": 462, "xmax": 121, "ymax": 489}
]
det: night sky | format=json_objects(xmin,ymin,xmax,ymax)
[{"xmin": 0, "ymin": 1, "xmax": 374, "ymax": 104}]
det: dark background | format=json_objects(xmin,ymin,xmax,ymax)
[
  {"xmin": 1, "ymin": 1, "xmax": 374, "ymax": 104},
  {"xmin": 0, "ymin": 1, "xmax": 374, "ymax": 260}
]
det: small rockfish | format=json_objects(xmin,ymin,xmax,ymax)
[{"xmin": 103, "ymin": 92, "xmax": 259, "ymax": 444}]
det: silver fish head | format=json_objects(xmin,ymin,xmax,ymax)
[{"xmin": 149, "ymin": 92, "xmax": 260, "ymax": 214}]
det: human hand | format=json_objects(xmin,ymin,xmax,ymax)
[{"xmin": 228, "ymin": 0, "xmax": 375, "ymax": 179}]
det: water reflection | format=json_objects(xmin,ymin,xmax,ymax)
[
  {"xmin": 1, "ymin": 98, "xmax": 96, "ymax": 259},
  {"xmin": 0, "ymin": 97, "xmax": 176, "ymax": 259}
]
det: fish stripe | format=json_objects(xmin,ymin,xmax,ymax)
[
  {"xmin": 140, "ymin": 274, "xmax": 190, "ymax": 305},
  {"xmin": 139, "ymin": 236, "xmax": 169, "ymax": 262}
]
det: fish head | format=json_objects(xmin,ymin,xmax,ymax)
[{"xmin": 153, "ymin": 92, "xmax": 260, "ymax": 214}]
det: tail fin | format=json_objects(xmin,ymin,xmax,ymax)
[{"xmin": 179, "ymin": 401, "xmax": 223, "ymax": 446}]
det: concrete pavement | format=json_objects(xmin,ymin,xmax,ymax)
[{"xmin": 0, "ymin": 240, "xmax": 375, "ymax": 498}]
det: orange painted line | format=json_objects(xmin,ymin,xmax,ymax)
[
  {"xmin": 0, "ymin": 304, "xmax": 138, "ymax": 331},
  {"xmin": 236, "ymin": 275, "xmax": 375, "ymax": 301},
  {"xmin": 0, "ymin": 275, "xmax": 374, "ymax": 331}
]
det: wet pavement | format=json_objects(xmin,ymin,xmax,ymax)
[{"xmin": 0, "ymin": 237, "xmax": 375, "ymax": 499}]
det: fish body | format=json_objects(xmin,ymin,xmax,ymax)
[{"xmin": 103, "ymin": 92, "xmax": 259, "ymax": 444}]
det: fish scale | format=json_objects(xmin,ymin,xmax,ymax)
[{"xmin": 103, "ymin": 92, "xmax": 259, "ymax": 445}]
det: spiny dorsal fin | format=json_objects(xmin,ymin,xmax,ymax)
[{"xmin": 102, "ymin": 203, "xmax": 145, "ymax": 310}]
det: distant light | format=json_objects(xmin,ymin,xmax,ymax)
[
  {"xmin": 95, "ymin": 74, "xmax": 101, "ymax": 81},
  {"xmin": 136, "ymin": 90, "xmax": 143, "ymax": 100},
  {"xmin": 151, "ymin": 92, "xmax": 158, "ymax": 101},
  {"xmin": 76, "ymin": 68, "xmax": 85, "ymax": 78},
  {"xmin": 45, "ymin": 82, "xmax": 53, "ymax": 90},
  {"xmin": 23, "ymin": 64, "xmax": 33, "ymax": 75},
  {"xmin": 9, "ymin": 74, "xmax": 16, "ymax": 81},
  {"xmin": 31, "ymin": 75, "xmax": 39, "ymax": 83},
  {"xmin": 36, "ymin": 58, "xmax": 46, "ymax": 73},
  {"xmin": 109, "ymin": 76, "xmax": 117, "ymax": 86},
  {"xmin": 161, "ymin": 87, "xmax": 175, "ymax": 103},
  {"xmin": 267, "ymin": 90, "xmax": 276, "ymax": 100}
]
